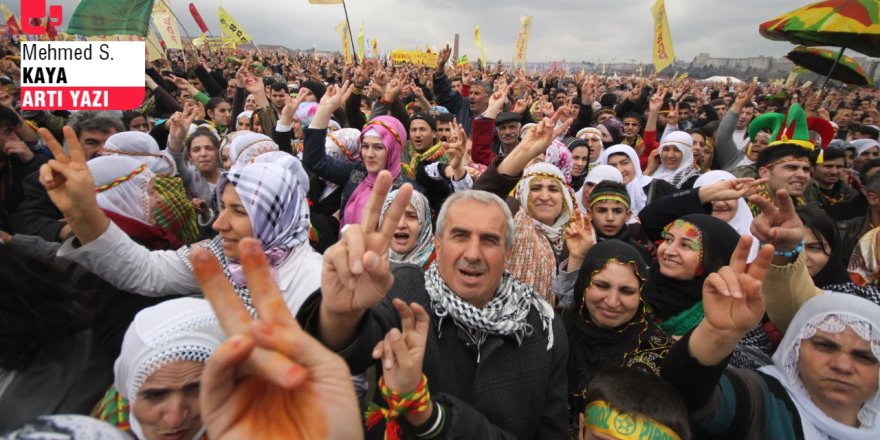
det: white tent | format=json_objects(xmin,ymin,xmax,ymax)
[{"xmin": 704, "ymin": 76, "xmax": 744, "ymax": 84}]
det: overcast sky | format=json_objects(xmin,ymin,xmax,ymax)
[{"xmin": 21, "ymin": 0, "xmax": 860, "ymax": 62}]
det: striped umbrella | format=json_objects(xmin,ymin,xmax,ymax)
[
  {"xmin": 760, "ymin": 0, "xmax": 880, "ymax": 57},
  {"xmin": 786, "ymin": 46, "xmax": 873, "ymax": 86}
]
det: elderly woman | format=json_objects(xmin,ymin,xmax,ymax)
[
  {"xmin": 507, "ymin": 162, "xmax": 576, "ymax": 302},
  {"xmin": 379, "ymin": 189, "xmax": 434, "ymax": 270},
  {"xmin": 645, "ymin": 131, "xmax": 700, "ymax": 190},
  {"xmin": 302, "ymin": 82, "xmax": 413, "ymax": 228},
  {"xmin": 102, "ymin": 131, "xmax": 199, "ymax": 245},
  {"xmin": 40, "ymin": 126, "xmax": 322, "ymax": 314},
  {"xmin": 663, "ymin": 253, "xmax": 880, "ymax": 440},
  {"xmin": 564, "ymin": 240, "xmax": 673, "ymax": 436},
  {"xmin": 97, "ymin": 297, "xmax": 225, "ymax": 439}
]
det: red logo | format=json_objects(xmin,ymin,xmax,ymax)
[{"xmin": 20, "ymin": 0, "xmax": 62, "ymax": 35}]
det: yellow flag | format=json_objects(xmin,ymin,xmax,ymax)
[
  {"xmin": 650, "ymin": 0, "xmax": 675, "ymax": 74},
  {"xmin": 474, "ymin": 25, "xmax": 487, "ymax": 66},
  {"xmin": 218, "ymin": 6, "xmax": 253, "ymax": 43},
  {"xmin": 357, "ymin": 22, "xmax": 365, "ymax": 61},
  {"xmin": 152, "ymin": 0, "xmax": 183, "ymax": 50},
  {"xmin": 513, "ymin": 16, "xmax": 532, "ymax": 66},
  {"xmin": 146, "ymin": 28, "xmax": 164, "ymax": 61},
  {"xmin": 371, "ymin": 38, "xmax": 378, "ymax": 58},
  {"xmin": 336, "ymin": 19, "xmax": 353, "ymax": 64}
]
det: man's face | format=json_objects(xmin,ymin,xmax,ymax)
[
  {"xmin": 622, "ymin": 118, "xmax": 641, "ymax": 138},
  {"xmin": 553, "ymin": 92, "xmax": 567, "ymax": 108},
  {"xmin": 759, "ymin": 156, "xmax": 811, "ymax": 197},
  {"xmin": 834, "ymin": 109, "xmax": 853, "ymax": 126},
  {"xmin": 844, "ymin": 149, "xmax": 855, "ymax": 169},
  {"xmin": 714, "ymin": 103, "xmax": 728, "ymax": 118},
  {"xmin": 596, "ymin": 112, "xmax": 614, "ymax": 125},
  {"xmin": 270, "ymin": 89, "xmax": 288, "ymax": 110},
  {"xmin": 469, "ymin": 86, "xmax": 489, "ymax": 114},
  {"xmin": 189, "ymin": 77, "xmax": 204, "ymax": 92},
  {"xmin": 225, "ymin": 82, "xmax": 236, "ymax": 99},
  {"xmin": 79, "ymin": 128, "xmax": 118, "ymax": 159},
  {"xmin": 434, "ymin": 198, "xmax": 511, "ymax": 309},
  {"xmin": 129, "ymin": 116, "xmax": 150, "ymax": 133},
  {"xmin": 812, "ymin": 157, "xmax": 846, "ymax": 188},
  {"xmin": 451, "ymin": 79, "xmax": 462, "ymax": 94},
  {"xmin": 737, "ymin": 106, "xmax": 754, "ymax": 130},
  {"xmin": 408, "ymin": 119, "xmax": 435, "ymax": 152},
  {"xmin": 497, "ymin": 121, "xmax": 520, "ymax": 147},
  {"xmin": 436, "ymin": 121, "xmax": 452, "ymax": 142},
  {"xmin": 678, "ymin": 106, "xmax": 691, "ymax": 121}
]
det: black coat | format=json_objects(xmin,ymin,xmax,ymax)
[{"xmin": 298, "ymin": 264, "xmax": 569, "ymax": 439}]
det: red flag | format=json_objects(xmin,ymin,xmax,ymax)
[
  {"xmin": 6, "ymin": 17, "xmax": 21, "ymax": 36},
  {"xmin": 188, "ymin": 3, "xmax": 209, "ymax": 34}
]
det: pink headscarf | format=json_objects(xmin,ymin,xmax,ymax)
[{"xmin": 341, "ymin": 115, "xmax": 406, "ymax": 227}]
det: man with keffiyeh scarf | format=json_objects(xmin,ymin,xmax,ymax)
[{"xmin": 298, "ymin": 177, "xmax": 568, "ymax": 439}]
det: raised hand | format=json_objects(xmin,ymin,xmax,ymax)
[
  {"xmin": 191, "ymin": 239, "xmax": 362, "ymax": 440},
  {"xmin": 319, "ymin": 80, "xmax": 352, "ymax": 112},
  {"xmin": 565, "ymin": 209, "xmax": 594, "ymax": 271},
  {"xmin": 749, "ymin": 189, "xmax": 805, "ymax": 252},
  {"xmin": 167, "ymin": 102, "xmax": 200, "ymax": 152},
  {"xmin": 698, "ymin": 177, "xmax": 767, "ymax": 203},
  {"xmin": 443, "ymin": 119, "xmax": 468, "ymax": 180},
  {"xmin": 702, "ymin": 236, "xmax": 772, "ymax": 334},
  {"xmin": 37, "ymin": 126, "xmax": 94, "ymax": 218},
  {"xmin": 320, "ymin": 172, "xmax": 414, "ymax": 345},
  {"xmin": 383, "ymin": 76, "xmax": 403, "ymax": 103},
  {"xmin": 484, "ymin": 83, "xmax": 510, "ymax": 119},
  {"xmin": 648, "ymin": 86, "xmax": 667, "ymax": 112},
  {"xmin": 372, "ymin": 299, "xmax": 430, "ymax": 394},
  {"xmin": 435, "ymin": 45, "xmax": 451, "ymax": 75},
  {"xmin": 732, "ymin": 83, "xmax": 756, "ymax": 112}
]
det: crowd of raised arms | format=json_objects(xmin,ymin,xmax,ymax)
[{"xmin": 2, "ymin": 37, "xmax": 880, "ymax": 439}]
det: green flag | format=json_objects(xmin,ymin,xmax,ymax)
[{"xmin": 67, "ymin": 0, "xmax": 155, "ymax": 36}]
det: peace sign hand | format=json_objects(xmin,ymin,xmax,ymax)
[
  {"xmin": 38, "ymin": 126, "xmax": 96, "ymax": 220},
  {"xmin": 191, "ymin": 240, "xmax": 362, "ymax": 440},
  {"xmin": 321, "ymin": 171, "xmax": 414, "ymax": 316},
  {"xmin": 372, "ymin": 299, "xmax": 430, "ymax": 394},
  {"xmin": 702, "ymin": 236, "xmax": 773, "ymax": 335},
  {"xmin": 565, "ymin": 209, "xmax": 594, "ymax": 270},
  {"xmin": 749, "ymin": 189, "xmax": 805, "ymax": 252}
]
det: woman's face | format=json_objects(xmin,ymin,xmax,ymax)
[
  {"xmin": 220, "ymin": 146, "xmax": 232, "ymax": 170},
  {"xmin": 391, "ymin": 203, "xmax": 421, "ymax": 255},
  {"xmin": 804, "ymin": 227, "xmax": 830, "ymax": 277},
  {"xmin": 607, "ymin": 153, "xmax": 636, "ymax": 185},
  {"xmin": 748, "ymin": 134, "xmax": 770, "ymax": 161},
  {"xmin": 189, "ymin": 136, "xmax": 219, "ymax": 174},
  {"xmin": 129, "ymin": 116, "xmax": 150, "ymax": 133},
  {"xmin": 236, "ymin": 116, "xmax": 252, "ymax": 131},
  {"xmin": 132, "ymin": 361, "xmax": 204, "ymax": 440},
  {"xmin": 361, "ymin": 135, "xmax": 388, "ymax": 174},
  {"xmin": 691, "ymin": 133, "xmax": 705, "ymax": 165},
  {"xmin": 528, "ymin": 177, "xmax": 564, "ymax": 226},
  {"xmin": 580, "ymin": 134, "xmax": 603, "ymax": 162},
  {"xmin": 584, "ymin": 262, "xmax": 642, "ymax": 328},
  {"xmin": 798, "ymin": 327, "xmax": 879, "ymax": 421},
  {"xmin": 660, "ymin": 144, "xmax": 683, "ymax": 170},
  {"xmin": 212, "ymin": 183, "xmax": 255, "ymax": 260},
  {"xmin": 208, "ymin": 102, "xmax": 232, "ymax": 127},
  {"xmin": 711, "ymin": 198, "xmax": 738, "ymax": 222},
  {"xmin": 571, "ymin": 146, "xmax": 590, "ymax": 177},
  {"xmin": 657, "ymin": 221, "xmax": 703, "ymax": 280},
  {"xmin": 244, "ymin": 94, "xmax": 257, "ymax": 111}
]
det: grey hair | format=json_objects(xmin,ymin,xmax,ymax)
[
  {"xmin": 435, "ymin": 190, "xmax": 515, "ymax": 249},
  {"xmin": 66, "ymin": 111, "xmax": 125, "ymax": 137}
]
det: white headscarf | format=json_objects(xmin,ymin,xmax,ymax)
[
  {"xmin": 574, "ymin": 164, "xmax": 623, "ymax": 214},
  {"xmin": 380, "ymin": 189, "xmax": 434, "ymax": 268},
  {"xmin": 694, "ymin": 170, "xmax": 759, "ymax": 262},
  {"xmin": 115, "ymin": 298, "xmax": 225, "ymax": 440},
  {"xmin": 599, "ymin": 144, "xmax": 652, "ymax": 216},
  {"xmin": 89, "ymin": 156, "xmax": 155, "ymax": 225},
  {"xmin": 103, "ymin": 131, "xmax": 176, "ymax": 177},
  {"xmin": 651, "ymin": 131, "xmax": 698, "ymax": 188},
  {"xmin": 229, "ymin": 132, "xmax": 279, "ymax": 167},
  {"xmin": 516, "ymin": 162, "xmax": 575, "ymax": 251},
  {"xmin": 854, "ymin": 139, "xmax": 880, "ymax": 157},
  {"xmin": 760, "ymin": 293, "xmax": 880, "ymax": 440}
]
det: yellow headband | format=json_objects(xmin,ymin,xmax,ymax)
[{"xmin": 584, "ymin": 401, "xmax": 681, "ymax": 440}]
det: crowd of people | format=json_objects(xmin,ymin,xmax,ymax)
[{"xmin": 2, "ymin": 36, "xmax": 880, "ymax": 439}]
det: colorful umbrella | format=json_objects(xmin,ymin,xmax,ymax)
[
  {"xmin": 759, "ymin": 0, "xmax": 880, "ymax": 57},
  {"xmin": 786, "ymin": 46, "xmax": 873, "ymax": 86}
]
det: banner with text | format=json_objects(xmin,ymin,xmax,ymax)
[{"xmin": 513, "ymin": 16, "xmax": 532, "ymax": 66}]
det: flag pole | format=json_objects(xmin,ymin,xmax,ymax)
[
  {"xmin": 160, "ymin": 0, "xmax": 213, "ymax": 57},
  {"xmin": 342, "ymin": 0, "xmax": 358, "ymax": 64}
]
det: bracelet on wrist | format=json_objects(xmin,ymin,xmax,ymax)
[
  {"xmin": 365, "ymin": 375, "xmax": 431, "ymax": 440},
  {"xmin": 773, "ymin": 240, "xmax": 804, "ymax": 258}
]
